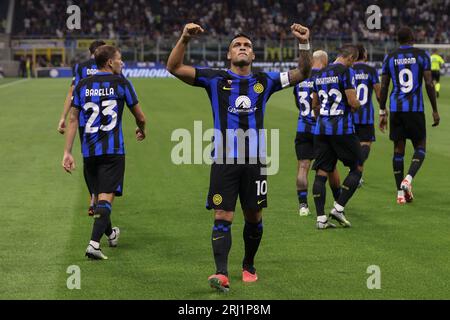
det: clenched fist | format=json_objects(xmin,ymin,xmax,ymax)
[
  {"xmin": 182, "ymin": 23, "xmax": 205, "ymax": 41},
  {"xmin": 291, "ymin": 23, "xmax": 310, "ymax": 44}
]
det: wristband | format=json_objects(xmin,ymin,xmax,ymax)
[{"xmin": 298, "ymin": 42, "xmax": 310, "ymax": 50}]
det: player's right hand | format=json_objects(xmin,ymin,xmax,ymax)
[
  {"xmin": 182, "ymin": 23, "xmax": 204, "ymax": 40},
  {"xmin": 379, "ymin": 114, "xmax": 388, "ymax": 133},
  {"xmin": 62, "ymin": 152, "xmax": 75, "ymax": 173},
  {"xmin": 432, "ymin": 111, "xmax": 440, "ymax": 127},
  {"xmin": 136, "ymin": 127, "xmax": 146, "ymax": 141},
  {"xmin": 57, "ymin": 118, "xmax": 66, "ymax": 134}
]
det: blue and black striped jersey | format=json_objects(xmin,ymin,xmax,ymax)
[
  {"xmin": 352, "ymin": 62, "xmax": 380, "ymax": 125},
  {"xmin": 313, "ymin": 63, "xmax": 356, "ymax": 135},
  {"xmin": 381, "ymin": 45, "xmax": 431, "ymax": 112},
  {"xmin": 293, "ymin": 68, "xmax": 320, "ymax": 133},
  {"xmin": 194, "ymin": 68, "xmax": 290, "ymax": 160},
  {"xmin": 72, "ymin": 72, "xmax": 139, "ymax": 158},
  {"xmin": 72, "ymin": 58, "xmax": 98, "ymax": 87}
]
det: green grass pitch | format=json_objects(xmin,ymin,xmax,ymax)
[{"xmin": 0, "ymin": 77, "xmax": 449, "ymax": 299}]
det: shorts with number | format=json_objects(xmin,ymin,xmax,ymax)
[
  {"xmin": 312, "ymin": 134, "xmax": 362, "ymax": 172},
  {"xmin": 389, "ymin": 112, "xmax": 426, "ymax": 142},
  {"xmin": 354, "ymin": 124, "xmax": 376, "ymax": 142},
  {"xmin": 206, "ymin": 163, "xmax": 267, "ymax": 212},
  {"xmin": 295, "ymin": 132, "xmax": 315, "ymax": 160},
  {"xmin": 83, "ymin": 155, "xmax": 125, "ymax": 196}
]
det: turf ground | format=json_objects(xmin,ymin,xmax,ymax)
[{"xmin": 0, "ymin": 77, "xmax": 449, "ymax": 300}]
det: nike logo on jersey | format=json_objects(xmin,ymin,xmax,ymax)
[
  {"xmin": 222, "ymin": 86, "xmax": 232, "ymax": 90},
  {"xmin": 212, "ymin": 236, "xmax": 225, "ymax": 241},
  {"xmin": 257, "ymin": 199, "xmax": 266, "ymax": 205}
]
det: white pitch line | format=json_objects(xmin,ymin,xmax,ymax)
[{"xmin": 0, "ymin": 78, "xmax": 30, "ymax": 89}]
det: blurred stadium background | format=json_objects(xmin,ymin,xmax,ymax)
[{"xmin": 0, "ymin": 0, "xmax": 449, "ymax": 78}]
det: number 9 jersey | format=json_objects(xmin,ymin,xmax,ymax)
[
  {"xmin": 313, "ymin": 63, "xmax": 357, "ymax": 135},
  {"xmin": 72, "ymin": 71, "xmax": 139, "ymax": 158},
  {"xmin": 381, "ymin": 45, "xmax": 431, "ymax": 113}
]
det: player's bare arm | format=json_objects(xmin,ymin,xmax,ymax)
[
  {"xmin": 379, "ymin": 74, "xmax": 390, "ymax": 133},
  {"xmin": 58, "ymin": 85, "xmax": 74, "ymax": 134},
  {"xmin": 167, "ymin": 23, "xmax": 205, "ymax": 85},
  {"xmin": 130, "ymin": 103, "xmax": 147, "ymax": 141},
  {"xmin": 423, "ymin": 70, "xmax": 440, "ymax": 127},
  {"xmin": 62, "ymin": 107, "xmax": 80, "ymax": 173},
  {"xmin": 312, "ymin": 91, "xmax": 320, "ymax": 117},
  {"xmin": 288, "ymin": 24, "xmax": 312, "ymax": 86},
  {"xmin": 374, "ymin": 83, "xmax": 381, "ymax": 103},
  {"xmin": 345, "ymin": 89, "xmax": 361, "ymax": 112}
]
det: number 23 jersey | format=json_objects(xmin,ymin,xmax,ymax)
[{"xmin": 72, "ymin": 71, "xmax": 139, "ymax": 158}]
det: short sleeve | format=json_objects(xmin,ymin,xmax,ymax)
[
  {"xmin": 263, "ymin": 71, "xmax": 290, "ymax": 94},
  {"xmin": 423, "ymin": 52, "xmax": 431, "ymax": 71},
  {"xmin": 71, "ymin": 85, "xmax": 81, "ymax": 109},
  {"xmin": 124, "ymin": 79, "xmax": 139, "ymax": 108},
  {"xmin": 381, "ymin": 55, "xmax": 390, "ymax": 75},
  {"xmin": 342, "ymin": 68, "xmax": 356, "ymax": 90},
  {"xmin": 194, "ymin": 68, "xmax": 222, "ymax": 88},
  {"xmin": 372, "ymin": 68, "xmax": 380, "ymax": 84}
]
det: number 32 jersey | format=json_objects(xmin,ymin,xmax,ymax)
[
  {"xmin": 72, "ymin": 72, "xmax": 139, "ymax": 158},
  {"xmin": 381, "ymin": 45, "xmax": 431, "ymax": 113},
  {"xmin": 313, "ymin": 63, "xmax": 357, "ymax": 135}
]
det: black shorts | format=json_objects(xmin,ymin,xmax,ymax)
[
  {"xmin": 389, "ymin": 112, "xmax": 426, "ymax": 142},
  {"xmin": 295, "ymin": 132, "xmax": 315, "ymax": 160},
  {"xmin": 312, "ymin": 134, "xmax": 363, "ymax": 172},
  {"xmin": 206, "ymin": 163, "xmax": 267, "ymax": 212},
  {"xmin": 83, "ymin": 155, "xmax": 125, "ymax": 197},
  {"xmin": 432, "ymin": 71, "xmax": 440, "ymax": 82},
  {"xmin": 354, "ymin": 124, "xmax": 376, "ymax": 142}
]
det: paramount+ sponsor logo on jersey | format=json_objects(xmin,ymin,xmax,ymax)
[{"xmin": 228, "ymin": 95, "xmax": 255, "ymax": 114}]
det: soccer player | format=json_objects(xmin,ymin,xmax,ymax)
[
  {"xmin": 311, "ymin": 45, "xmax": 362, "ymax": 229},
  {"xmin": 167, "ymin": 22, "xmax": 312, "ymax": 292},
  {"xmin": 380, "ymin": 27, "xmax": 440, "ymax": 204},
  {"xmin": 352, "ymin": 45, "xmax": 381, "ymax": 185},
  {"xmin": 430, "ymin": 49, "xmax": 445, "ymax": 98},
  {"xmin": 58, "ymin": 40, "xmax": 106, "ymax": 216},
  {"xmin": 62, "ymin": 45, "xmax": 146, "ymax": 259},
  {"xmin": 293, "ymin": 50, "xmax": 341, "ymax": 216}
]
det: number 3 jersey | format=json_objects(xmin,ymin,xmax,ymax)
[
  {"xmin": 72, "ymin": 72, "xmax": 139, "ymax": 158},
  {"xmin": 381, "ymin": 45, "xmax": 431, "ymax": 113},
  {"xmin": 293, "ymin": 68, "xmax": 321, "ymax": 133},
  {"xmin": 312, "ymin": 63, "xmax": 357, "ymax": 135}
]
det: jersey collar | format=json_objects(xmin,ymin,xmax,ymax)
[{"xmin": 227, "ymin": 69, "xmax": 253, "ymax": 79}]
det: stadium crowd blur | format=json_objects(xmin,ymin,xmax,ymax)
[{"xmin": 13, "ymin": 0, "xmax": 449, "ymax": 43}]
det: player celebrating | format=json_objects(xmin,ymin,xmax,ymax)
[
  {"xmin": 311, "ymin": 45, "xmax": 361, "ymax": 229},
  {"xmin": 430, "ymin": 49, "xmax": 445, "ymax": 98},
  {"xmin": 62, "ymin": 45, "xmax": 146, "ymax": 259},
  {"xmin": 293, "ymin": 50, "xmax": 341, "ymax": 216},
  {"xmin": 58, "ymin": 40, "xmax": 106, "ymax": 216},
  {"xmin": 352, "ymin": 45, "xmax": 381, "ymax": 185},
  {"xmin": 380, "ymin": 27, "xmax": 440, "ymax": 204},
  {"xmin": 167, "ymin": 23, "xmax": 312, "ymax": 292}
]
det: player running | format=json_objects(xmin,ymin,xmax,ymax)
[
  {"xmin": 58, "ymin": 40, "xmax": 106, "ymax": 216},
  {"xmin": 379, "ymin": 27, "xmax": 440, "ymax": 204},
  {"xmin": 167, "ymin": 22, "xmax": 312, "ymax": 292},
  {"xmin": 62, "ymin": 45, "xmax": 146, "ymax": 259},
  {"xmin": 293, "ymin": 50, "xmax": 341, "ymax": 217},
  {"xmin": 311, "ymin": 45, "xmax": 362, "ymax": 229},
  {"xmin": 430, "ymin": 49, "xmax": 445, "ymax": 98},
  {"xmin": 352, "ymin": 45, "xmax": 381, "ymax": 186}
]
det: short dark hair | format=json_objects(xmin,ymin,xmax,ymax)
[
  {"xmin": 338, "ymin": 44, "xmax": 358, "ymax": 59},
  {"xmin": 356, "ymin": 44, "xmax": 367, "ymax": 61},
  {"xmin": 94, "ymin": 45, "xmax": 119, "ymax": 68},
  {"xmin": 397, "ymin": 27, "xmax": 414, "ymax": 45},
  {"xmin": 229, "ymin": 33, "xmax": 253, "ymax": 46},
  {"xmin": 89, "ymin": 40, "xmax": 106, "ymax": 54}
]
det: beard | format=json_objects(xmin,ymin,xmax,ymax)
[{"xmin": 232, "ymin": 57, "xmax": 252, "ymax": 67}]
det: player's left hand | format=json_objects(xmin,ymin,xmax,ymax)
[
  {"xmin": 136, "ymin": 127, "xmax": 146, "ymax": 141},
  {"xmin": 291, "ymin": 24, "xmax": 310, "ymax": 44},
  {"xmin": 432, "ymin": 111, "xmax": 440, "ymax": 127},
  {"xmin": 57, "ymin": 118, "xmax": 66, "ymax": 134},
  {"xmin": 379, "ymin": 114, "xmax": 388, "ymax": 133},
  {"xmin": 62, "ymin": 152, "xmax": 75, "ymax": 173}
]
